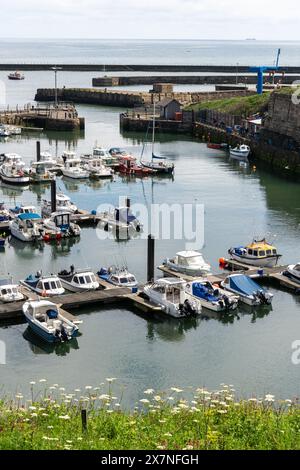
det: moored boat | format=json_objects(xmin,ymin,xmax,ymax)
[
  {"xmin": 221, "ymin": 274, "xmax": 274, "ymax": 306},
  {"xmin": 229, "ymin": 144, "xmax": 251, "ymax": 160},
  {"xmin": 42, "ymin": 212, "xmax": 81, "ymax": 238},
  {"xmin": 0, "ymin": 278, "xmax": 24, "ymax": 303},
  {"xmin": 41, "ymin": 193, "xmax": 78, "ymax": 217},
  {"xmin": 10, "ymin": 213, "xmax": 44, "ymax": 242},
  {"xmin": 82, "ymin": 158, "xmax": 114, "ymax": 179},
  {"xmin": 119, "ymin": 156, "xmax": 156, "ymax": 176},
  {"xmin": 0, "ymin": 153, "xmax": 30, "ymax": 185},
  {"xmin": 97, "ymin": 266, "xmax": 138, "ymax": 288},
  {"xmin": 228, "ymin": 238, "xmax": 281, "ymax": 268},
  {"xmin": 185, "ymin": 280, "xmax": 239, "ymax": 312},
  {"xmin": 97, "ymin": 206, "xmax": 143, "ymax": 232},
  {"xmin": 58, "ymin": 266, "xmax": 99, "ymax": 292},
  {"xmin": 62, "ymin": 159, "xmax": 89, "ymax": 179},
  {"xmin": 8, "ymin": 71, "xmax": 25, "ymax": 80},
  {"xmin": 28, "ymin": 162, "xmax": 54, "ymax": 183},
  {"xmin": 283, "ymin": 263, "xmax": 300, "ymax": 284},
  {"xmin": 164, "ymin": 251, "xmax": 211, "ymax": 276},
  {"xmin": 21, "ymin": 272, "xmax": 65, "ymax": 296}
]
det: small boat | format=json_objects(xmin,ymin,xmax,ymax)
[
  {"xmin": 40, "ymin": 151, "xmax": 61, "ymax": 170},
  {"xmin": 185, "ymin": 280, "xmax": 239, "ymax": 312},
  {"xmin": 229, "ymin": 144, "xmax": 250, "ymax": 160},
  {"xmin": 0, "ymin": 126, "xmax": 10, "ymax": 138},
  {"xmin": 221, "ymin": 274, "xmax": 274, "ymax": 306},
  {"xmin": 82, "ymin": 158, "xmax": 113, "ymax": 179},
  {"xmin": 58, "ymin": 266, "xmax": 99, "ymax": 292},
  {"xmin": 62, "ymin": 159, "xmax": 89, "ymax": 179},
  {"xmin": 0, "ymin": 153, "xmax": 30, "ymax": 185},
  {"xmin": 98, "ymin": 206, "xmax": 143, "ymax": 232},
  {"xmin": 164, "ymin": 251, "xmax": 211, "ymax": 276},
  {"xmin": 42, "ymin": 212, "xmax": 81, "ymax": 238},
  {"xmin": 207, "ymin": 143, "xmax": 222, "ymax": 150},
  {"xmin": 97, "ymin": 266, "xmax": 138, "ymax": 288},
  {"xmin": 41, "ymin": 193, "xmax": 78, "ymax": 217},
  {"xmin": 9, "ymin": 205, "xmax": 38, "ymax": 218},
  {"xmin": 21, "ymin": 272, "xmax": 65, "ymax": 296},
  {"xmin": 283, "ymin": 263, "xmax": 300, "ymax": 284},
  {"xmin": 143, "ymin": 278, "xmax": 202, "ymax": 318},
  {"xmin": 10, "ymin": 213, "xmax": 44, "ymax": 242},
  {"xmin": 228, "ymin": 238, "xmax": 281, "ymax": 268},
  {"xmin": 23, "ymin": 300, "xmax": 78, "ymax": 343},
  {"xmin": 0, "ymin": 203, "xmax": 11, "ymax": 231},
  {"xmin": 6, "ymin": 125, "xmax": 21, "ymax": 136},
  {"xmin": 0, "ymin": 278, "xmax": 24, "ymax": 303},
  {"xmin": 59, "ymin": 150, "xmax": 77, "ymax": 165},
  {"xmin": 119, "ymin": 156, "xmax": 156, "ymax": 176},
  {"xmin": 8, "ymin": 71, "xmax": 25, "ymax": 80},
  {"xmin": 109, "ymin": 148, "xmax": 132, "ymax": 158},
  {"xmin": 93, "ymin": 147, "xmax": 119, "ymax": 168},
  {"xmin": 29, "ymin": 162, "xmax": 54, "ymax": 183}
]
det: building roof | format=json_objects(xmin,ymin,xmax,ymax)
[{"xmin": 157, "ymin": 98, "xmax": 181, "ymax": 108}]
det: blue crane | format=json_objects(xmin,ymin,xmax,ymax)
[{"xmin": 250, "ymin": 48, "xmax": 281, "ymax": 94}]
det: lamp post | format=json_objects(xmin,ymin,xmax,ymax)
[{"xmin": 51, "ymin": 66, "xmax": 62, "ymax": 108}]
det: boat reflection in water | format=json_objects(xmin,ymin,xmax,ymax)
[{"xmin": 23, "ymin": 327, "xmax": 80, "ymax": 356}]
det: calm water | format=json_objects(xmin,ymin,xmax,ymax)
[{"xmin": 1, "ymin": 66, "xmax": 300, "ymax": 405}]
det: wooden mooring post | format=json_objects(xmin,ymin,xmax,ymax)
[
  {"xmin": 51, "ymin": 179, "xmax": 56, "ymax": 213},
  {"xmin": 81, "ymin": 409, "xmax": 88, "ymax": 433},
  {"xmin": 36, "ymin": 141, "xmax": 41, "ymax": 162},
  {"xmin": 147, "ymin": 234, "xmax": 155, "ymax": 282}
]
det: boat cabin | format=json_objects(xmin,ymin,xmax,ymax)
[
  {"xmin": 50, "ymin": 212, "xmax": 71, "ymax": 230},
  {"xmin": 244, "ymin": 240, "xmax": 278, "ymax": 258},
  {"xmin": 150, "ymin": 278, "xmax": 186, "ymax": 304},
  {"xmin": 175, "ymin": 251, "xmax": 207, "ymax": 267}
]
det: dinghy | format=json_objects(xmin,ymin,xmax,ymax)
[
  {"xmin": 21, "ymin": 272, "xmax": 65, "ymax": 296},
  {"xmin": 164, "ymin": 251, "xmax": 211, "ymax": 276},
  {"xmin": 229, "ymin": 144, "xmax": 250, "ymax": 160},
  {"xmin": 185, "ymin": 280, "xmax": 238, "ymax": 312},
  {"xmin": 0, "ymin": 278, "xmax": 24, "ymax": 303},
  {"xmin": 228, "ymin": 238, "xmax": 281, "ymax": 268},
  {"xmin": 221, "ymin": 274, "xmax": 273, "ymax": 306},
  {"xmin": 143, "ymin": 278, "xmax": 202, "ymax": 318},
  {"xmin": 58, "ymin": 266, "xmax": 99, "ymax": 292},
  {"xmin": 283, "ymin": 263, "xmax": 300, "ymax": 284},
  {"xmin": 97, "ymin": 267, "xmax": 138, "ymax": 288},
  {"xmin": 23, "ymin": 300, "xmax": 78, "ymax": 343}
]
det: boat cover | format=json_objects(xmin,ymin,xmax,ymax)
[
  {"xmin": 18, "ymin": 213, "xmax": 41, "ymax": 221},
  {"xmin": 228, "ymin": 275, "xmax": 263, "ymax": 295},
  {"xmin": 192, "ymin": 283, "xmax": 218, "ymax": 302}
]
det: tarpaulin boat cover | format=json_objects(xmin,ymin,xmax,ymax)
[
  {"xmin": 228, "ymin": 275, "xmax": 263, "ymax": 295},
  {"xmin": 192, "ymin": 283, "xmax": 218, "ymax": 302}
]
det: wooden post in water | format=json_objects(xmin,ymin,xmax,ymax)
[
  {"xmin": 51, "ymin": 179, "xmax": 56, "ymax": 213},
  {"xmin": 81, "ymin": 409, "xmax": 87, "ymax": 433},
  {"xmin": 147, "ymin": 234, "xmax": 155, "ymax": 282},
  {"xmin": 36, "ymin": 141, "xmax": 41, "ymax": 162}
]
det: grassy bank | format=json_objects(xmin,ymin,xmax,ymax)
[
  {"xmin": 1, "ymin": 381, "xmax": 300, "ymax": 450},
  {"xmin": 186, "ymin": 92, "xmax": 271, "ymax": 117}
]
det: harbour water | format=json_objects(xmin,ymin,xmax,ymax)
[{"xmin": 0, "ymin": 41, "xmax": 300, "ymax": 405}]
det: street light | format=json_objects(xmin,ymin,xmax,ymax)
[{"xmin": 51, "ymin": 66, "xmax": 62, "ymax": 108}]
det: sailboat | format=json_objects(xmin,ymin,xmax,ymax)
[{"xmin": 140, "ymin": 101, "xmax": 174, "ymax": 175}]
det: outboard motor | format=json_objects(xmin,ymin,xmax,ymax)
[
  {"xmin": 256, "ymin": 290, "xmax": 269, "ymax": 305},
  {"xmin": 222, "ymin": 295, "xmax": 231, "ymax": 310},
  {"xmin": 180, "ymin": 299, "xmax": 196, "ymax": 317}
]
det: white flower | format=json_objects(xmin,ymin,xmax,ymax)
[
  {"xmin": 156, "ymin": 445, "xmax": 166, "ymax": 450},
  {"xmin": 159, "ymin": 419, "xmax": 166, "ymax": 424},
  {"xmin": 99, "ymin": 394, "xmax": 110, "ymax": 400},
  {"xmin": 85, "ymin": 386, "xmax": 92, "ymax": 390},
  {"xmin": 59, "ymin": 415, "xmax": 71, "ymax": 420},
  {"xmin": 106, "ymin": 378, "xmax": 117, "ymax": 383},
  {"xmin": 144, "ymin": 389, "xmax": 155, "ymax": 395},
  {"xmin": 217, "ymin": 409, "xmax": 228, "ymax": 414},
  {"xmin": 47, "ymin": 425, "xmax": 54, "ymax": 429},
  {"xmin": 154, "ymin": 396, "xmax": 162, "ymax": 402},
  {"xmin": 265, "ymin": 394, "xmax": 275, "ymax": 402},
  {"xmin": 107, "ymin": 410, "xmax": 113, "ymax": 414},
  {"xmin": 170, "ymin": 387, "xmax": 183, "ymax": 393},
  {"xmin": 39, "ymin": 379, "xmax": 47, "ymax": 383},
  {"xmin": 164, "ymin": 433, "xmax": 172, "ymax": 437},
  {"xmin": 29, "ymin": 406, "xmax": 36, "ymax": 411},
  {"xmin": 140, "ymin": 399, "xmax": 150, "ymax": 404},
  {"xmin": 30, "ymin": 381, "xmax": 36, "ymax": 385},
  {"xmin": 285, "ymin": 399, "xmax": 292, "ymax": 404},
  {"xmin": 31, "ymin": 413, "xmax": 38, "ymax": 418}
]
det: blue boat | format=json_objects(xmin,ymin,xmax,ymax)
[
  {"xmin": 185, "ymin": 280, "xmax": 238, "ymax": 312},
  {"xmin": 221, "ymin": 274, "xmax": 273, "ymax": 306},
  {"xmin": 98, "ymin": 266, "xmax": 138, "ymax": 288}
]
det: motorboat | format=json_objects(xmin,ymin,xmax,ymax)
[
  {"xmin": 185, "ymin": 280, "xmax": 238, "ymax": 312},
  {"xmin": 39, "ymin": 151, "xmax": 61, "ymax": 169},
  {"xmin": 6, "ymin": 125, "xmax": 21, "ymax": 136},
  {"xmin": 58, "ymin": 266, "xmax": 99, "ymax": 292},
  {"xmin": 283, "ymin": 263, "xmax": 300, "ymax": 284},
  {"xmin": 0, "ymin": 126, "xmax": 10, "ymax": 138},
  {"xmin": 93, "ymin": 147, "xmax": 119, "ymax": 168},
  {"xmin": 109, "ymin": 148, "xmax": 132, "ymax": 158},
  {"xmin": 9, "ymin": 205, "xmax": 38, "ymax": 218},
  {"xmin": 41, "ymin": 193, "xmax": 78, "ymax": 217},
  {"xmin": 21, "ymin": 272, "xmax": 65, "ymax": 296},
  {"xmin": 10, "ymin": 213, "xmax": 44, "ymax": 242},
  {"xmin": 28, "ymin": 162, "xmax": 54, "ymax": 183},
  {"xmin": 0, "ymin": 153, "xmax": 30, "ymax": 185},
  {"xmin": 221, "ymin": 274, "xmax": 274, "ymax": 306},
  {"xmin": 143, "ymin": 278, "xmax": 202, "ymax": 318},
  {"xmin": 82, "ymin": 159, "xmax": 113, "ymax": 179},
  {"xmin": 62, "ymin": 159, "xmax": 89, "ymax": 179},
  {"xmin": 42, "ymin": 212, "xmax": 81, "ymax": 238},
  {"xmin": 98, "ymin": 206, "xmax": 143, "ymax": 232},
  {"xmin": 23, "ymin": 300, "xmax": 78, "ymax": 343},
  {"xmin": 97, "ymin": 267, "xmax": 138, "ymax": 288},
  {"xmin": 0, "ymin": 278, "xmax": 24, "ymax": 303},
  {"xmin": 164, "ymin": 251, "xmax": 211, "ymax": 276},
  {"xmin": 59, "ymin": 150, "xmax": 77, "ymax": 165},
  {"xmin": 119, "ymin": 156, "xmax": 156, "ymax": 176},
  {"xmin": 229, "ymin": 144, "xmax": 251, "ymax": 160},
  {"xmin": 0, "ymin": 203, "xmax": 11, "ymax": 231},
  {"xmin": 228, "ymin": 238, "xmax": 282, "ymax": 268},
  {"xmin": 8, "ymin": 71, "xmax": 25, "ymax": 80}
]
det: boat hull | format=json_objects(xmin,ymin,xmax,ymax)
[
  {"xmin": 62, "ymin": 170, "xmax": 89, "ymax": 179},
  {"xmin": 60, "ymin": 279, "xmax": 99, "ymax": 292},
  {"xmin": 229, "ymin": 250, "xmax": 280, "ymax": 268},
  {"xmin": 164, "ymin": 261, "xmax": 211, "ymax": 276},
  {"xmin": 140, "ymin": 161, "xmax": 174, "ymax": 174},
  {"xmin": 0, "ymin": 173, "xmax": 30, "ymax": 185}
]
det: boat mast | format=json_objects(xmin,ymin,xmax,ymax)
[{"xmin": 152, "ymin": 99, "xmax": 156, "ymax": 160}]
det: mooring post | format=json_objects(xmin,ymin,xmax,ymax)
[
  {"xmin": 147, "ymin": 234, "xmax": 155, "ymax": 282},
  {"xmin": 51, "ymin": 179, "xmax": 56, "ymax": 213},
  {"xmin": 36, "ymin": 141, "xmax": 41, "ymax": 162},
  {"xmin": 81, "ymin": 409, "xmax": 87, "ymax": 433}
]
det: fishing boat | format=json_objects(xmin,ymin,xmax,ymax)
[
  {"xmin": 21, "ymin": 272, "xmax": 65, "ymax": 296},
  {"xmin": 97, "ymin": 266, "xmax": 138, "ymax": 288},
  {"xmin": 228, "ymin": 238, "xmax": 281, "ymax": 268},
  {"xmin": 109, "ymin": 148, "xmax": 132, "ymax": 158},
  {"xmin": 119, "ymin": 155, "xmax": 156, "ymax": 176},
  {"xmin": 28, "ymin": 162, "xmax": 54, "ymax": 183},
  {"xmin": 10, "ymin": 213, "xmax": 44, "ymax": 242},
  {"xmin": 143, "ymin": 278, "xmax": 202, "ymax": 318},
  {"xmin": 62, "ymin": 159, "xmax": 89, "ymax": 179},
  {"xmin": 42, "ymin": 212, "xmax": 81, "ymax": 238},
  {"xmin": 185, "ymin": 280, "xmax": 238, "ymax": 312},
  {"xmin": 0, "ymin": 153, "xmax": 30, "ymax": 185},
  {"xmin": 82, "ymin": 159, "xmax": 113, "ymax": 179},
  {"xmin": 23, "ymin": 300, "xmax": 78, "ymax": 343},
  {"xmin": 41, "ymin": 193, "xmax": 78, "ymax": 217},
  {"xmin": 283, "ymin": 263, "xmax": 300, "ymax": 284},
  {"xmin": 8, "ymin": 71, "xmax": 25, "ymax": 80},
  {"xmin": 98, "ymin": 206, "xmax": 143, "ymax": 232},
  {"xmin": 163, "ymin": 251, "xmax": 211, "ymax": 276},
  {"xmin": 93, "ymin": 147, "xmax": 119, "ymax": 168},
  {"xmin": 221, "ymin": 274, "xmax": 274, "ymax": 306},
  {"xmin": 229, "ymin": 144, "xmax": 251, "ymax": 160},
  {"xmin": 140, "ymin": 101, "xmax": 174, "ymax": 174},
  {"xmin": 6, "ymin": 125, "xmax": 21, "ymax": 136},
  {"xmin": 58, "ymin": 266, "xmax": 99, "ymax": 292},
  {"xmin": 0, "ymin": 278, "xmax": 24, "ymax": 303}
]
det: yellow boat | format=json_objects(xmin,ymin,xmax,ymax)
[{"xmin": 228, "ymin": 238, "xmax": 282, "ymax": 268}]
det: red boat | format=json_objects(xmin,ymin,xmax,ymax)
[
  {"xmin": 207, "ymin": 143, "xmax": 222, "ymax": 150},
  {"xmin": 119, "ymin": 156, "xmax": 156, "ymax": 176}
]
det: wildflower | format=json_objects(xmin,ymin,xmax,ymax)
[
  {"xmin": 265, "ymin": 394, "xmax": 275, "ymax": 402},
  {"xmin": 15, "ymin": 394, "xmax": 23, "ymax": 399},
  {"xmin": 170, "ymin": 387, "xmax": 183, "ymax": 393},
  {"xmin": 144, "ymin": 389, "xmax": 155, "ymax": 395},
  {"xmin": 115, "ymin": 403, "xmax": 121, "ymax": 408},
  {"xmin": 74, "ymin": 389, "xmax": 81, "ymax": 393},
  {"xmin": 217, "ymin": 409, "xmax": 228, "ymax": 414},
  {"xmin": 107, "ymin": 410, "xmax": 113, "ymax": 414},
  {"xmin": 106, "ymin": 378, "xmax": 117, "ymax": 383},
  {"xmin": 47, "ymin": 425, "xmax": 54, "ymax": 429},
  {"xmin": 66, "ymin": 440, "xmax": 73, "ymax": 444},
  {"xmin": 140, "ymin": 399, "xmax": 150, "ymax": 404},
  {"xmin": 178, "ymin": 403, "xmax": 189, "ymax": 410},
  {"xmin": 39, "ymin": 379, "xmax": 47, "ymax": 383},
  {"xmin": 99, "ymin": 394, "xmax": 110, "ymax": 400},
  {"xmin": 159, "ymin": 419, "xmax": 166, "ymax": 424},
  {"xmin": 164, "ymin": 433, "xmax": 172, "ymax": 437},
  {"xmin": 184, "ymin": 445, "xmax": 194, "ymax": 450},
  {"xmin": 42, "ymin": 436, "xmax": 49, "ymax": 440},
  {"xmin": 59, "ymin": 415, "xmax": 71, "ymax": 420},
  {"xmin": 77, "ymin": 437, "xmax": 83, "ymax": 441},
  {"xmin": 30, "ymin": 381, "xmax": 36, "ymax": 385},
  {"xmin": 156, "ymin": 445, "xmax": 166, "ymax": 450},
  {"xmin": 285, "ymin": 399, "xmax": 292, "ymax": 404},
  {"xmin": 31, "ymin": 413, "xmax": 38, "ymax": 418},
  {"xmin": 85, "ymin": 386, "xmax": 92, "ymax": 390},
  {"xmin": 59, "ymin": 387, "xmax": 65, "ymax": 392},
  {"xmin": 248, "ymin": 398, "xmax": 258, "ymax": 403},
  {"xmin": 154, "ymin": 395, "xmax": 162, "ymax": 402},
  {"xmin": 42, "ymin": 413, "xmax": 49, "ymax": 417},
  {"xmin": 167, "ymin": 396, "xmax": 174, "ymax": 401}
]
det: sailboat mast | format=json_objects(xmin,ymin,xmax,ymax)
[{"xmin": 152, "ymin": 99, "xmax": 156, "ymax": 160}]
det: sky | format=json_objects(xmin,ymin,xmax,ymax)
[{"xmin": 0, "ymin": 0, "xmax": 299, "ymax": 40}]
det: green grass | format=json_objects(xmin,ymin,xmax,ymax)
[
  {"xmin": 1, "ymin": 381, "xmax": 300, "ymax": 450},
  {"xmin": 185, "ymin": 93, "xmax": 271, "ymax": 117}
]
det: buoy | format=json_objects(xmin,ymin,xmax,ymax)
[
  {"xmin": 43, "ymin": 234, "xmax": 50, "ymax": 242},
  {"xmin": 219, "ymin": 257, "xmax": 227, "ymax": 268}
]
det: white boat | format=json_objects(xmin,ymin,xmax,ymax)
[
  {"xmin": 23, "ymin": 300, "xmax": 78, "ymax": 343},
  {"xmin": 228, "ymin": 238, "xmax": 281, "ymax": 268},
  {"xmin": 229, "ymin": 144, "xmax": 251, "ymax": 160},
  {"xmin": 41, "ymin": 193, "xmax": 78, "ymax": 217},
  {"xmin": 0, "ymin": 203, "xmax": 11, "ymax": 230},
  {"xmin": 0, "ymin": 126, "xmax": 10, "ymax": 137},
  {"xmin": 82, "ymin": 159, "xmax": 113, "ymax": 178},
  {"xmin": 143, "ymin": 278, "xmax": 202, "ymax": 318},
  {"xmin": 6, "ymin": 125, "xmax": 21, "ymax": 136},
  {"xmin": 185, "ymin": 280, "xmax": 239, "ymax": 312},
  {"xmin": 93, "ymin": 147, "xmax": 119, "ymax": 168},
  {"xmin": 98, "ymin": 206, "xmax": 143, "ymax": 232},
  {"xmin": 97, "ymin": 266, "xmax": 138, "ymax": 288},
  {"xmin": 0, "ymin": 153, "xmax": 30, "ymax": 185},
  {"xmin": 62, "ymin": 159, "xmax": 89, "ymax": 179},
  {"xmin": 29, "ymin": 162, "xmax": 54, "ymax": 183},
  {"xmin": 39, "ymin": 151, "xmax": 62, "ymax": 169},
  {"xmin": 21, "ymin": 272, "xmax": 65, "ymax": 296},
  {"xmin": 221, "ymin": 274, "xmax": 274, "ymax": 306},
  {"xmin": 283, "ymin": 263, "xmax": 300, "ymax": 284},
  {"xmin": 8, "ymin": 71, "xmax": 25, "ymax": 80},
  {"xmin": 10, "ymin": 213, "xmax": 44, "ymax": 242},
  {"xmin": 0, "ymin": 278, "xmax": 24, "ymax": 303},
  {"xmin": 164, "ymin": 251, "xmax": 211, "ymax": 276},
  {"xmin": 9, "ymin": 205, "xmax": 38, "ymax": 218},
  {"xmin": 58, "ymin": 150, "xmax": 77, "ymax": 165},
  {"xmin": 58, "ymin": 266, "xmax": 99, "ymax": 292},
  {"xmin": 42, "ymin": 212, "xmax": 81, "ymax": 237}
]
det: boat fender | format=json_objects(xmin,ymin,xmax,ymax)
[
  {"xmin": 136, "ymin": 225, "xmax": 141, "ymax": 232},
  {"xmin": 41, "ymin": 290, "xmax": 47, "ymax": 298}
]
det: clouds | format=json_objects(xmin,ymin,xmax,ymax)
[{"xmin": 1, "ymin": 0, "xmax": 299, "ymax": 39}]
